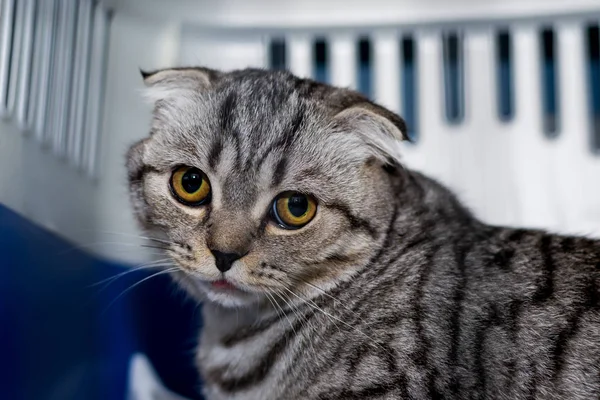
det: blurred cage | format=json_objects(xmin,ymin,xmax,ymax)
[
  {"xmin": 0, "ymin": 0, "xmax": 110, "ymax": 177},
  {"xmin": 1, "ymin": 0, "xmax": 600, "ymax": 399}
]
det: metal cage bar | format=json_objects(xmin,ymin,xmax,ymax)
[{"xmin": 0, "ymin": 0, "xmax": 16, "ymax": 118}]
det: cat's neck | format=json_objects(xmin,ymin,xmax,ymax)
[
  {"xmin": 398, "ymin": 169, "xmax": 476, "ymax": 223},
  {"xmin": 390, "ymin": 168, "xmax": 483, "ymax": 239},
  {"xmin": 201, "ymin": 297, "xmax": 280, "ymax": 339}
]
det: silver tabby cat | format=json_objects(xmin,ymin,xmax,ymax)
[{"xmin": 127, "ymin": 67, "xmax": 600, "ymax": 400}]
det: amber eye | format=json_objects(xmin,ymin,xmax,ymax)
[
  {"xmin": 170, "ymin": 166, "xmax": 211, "ymax": 206},
  {"xmin": 271, "ymin": 191, "xmax": 317, "ymax": 229}
]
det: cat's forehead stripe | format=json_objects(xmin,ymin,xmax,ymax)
[
  {"xmin": 207, "ymin": 136, "xmax": 223, "ymax": 171},
  {"xmin": 219, "ymin": 90, "xmax": 237, "ymax": 133},
  {"xmin": 270, "ymin": 156, "xmax": 288, "ymax": 189}
]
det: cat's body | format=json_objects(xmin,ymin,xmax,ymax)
[
  {"xmin": 127, "ymin": 67, "xmax": 600, "ymax": 399},
  {"xmin": 199, "ymin": 171, "xmax": 600, "ymax": 400}
]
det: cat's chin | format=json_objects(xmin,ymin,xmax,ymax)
[
  {"xmin": 170, "ymin": 270, "xmax": 265, "ymax": 308},
  {"xmin": 187, "ymin": 278, "xmax": 263, "ymax": 308},
  {"xmin": 203, "ymin": 285, "xmax": 262, "ymax": 308}
]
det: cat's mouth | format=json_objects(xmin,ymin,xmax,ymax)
[{"xmin": 211, "ymin": 279, "xmax": 236, "ymax": 290}]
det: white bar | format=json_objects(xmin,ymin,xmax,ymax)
[
  {"xmin": 52, "ymin": 0, "xmax": 77, "ymax": 157},
  {"xmin": 15, "ymin": 0, "xmax": 36, "ymax": 131},
  {"xmin": 556, "ymin": 22, "xmax": 589, "ymax": 155},
  {"xmin": 553, "ymin": 21, "xmax": 600, "ymax": 235},
  {"xmin": 28, "ymin": 0, "xmax": 44, "ymax": 135},
  {"xmin": 287, "ymin": 34, "xmax": 313, "ymax": 79},
  {"xmin": 510, "ymin": 24, "xmax": 554, "ymax": 229},
  {"xmin": 0, "ymin": 0, "xmax": 15, "ymax": 118},
  {"xmin": 47, "ymin": 0, "xmax": 63, "ymax": 149},
  {"xmin": 68, "ymin": 0, "xmax": 93, "ymax": 167},
  {"xmin": 512, "ymin": 25, "xmax": 543, "ymax": 136},
  {"xmin": 84, "ymin": 5, "xmax": 111, "ymax": 178},
  {"xmin": 464, "ymin": 29, "xmax": 494, "ymax": 124},
  {"xmin": 373, "ymin": 30, "xmax": 401, "ymax": 113},
  {"xmin": 34, "ymin": 0, "xmax": 57, "ymax": 143},
  {"xmin": 330, "ymin": 33, "xmax": 357, "ymax": 89},
  {"xmin": 6, "ymin": 0, "xmax": 25, "ymax": 117},
  {"xmin": 417, "ymin": 30, "xmax": 445, "ymax": 141},
  {"xmin": 460, "ymin": 28, "xmax": 519, "ymax": 225}
]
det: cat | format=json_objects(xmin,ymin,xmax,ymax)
[{"xmin": 127, "ymin": 67, "xmax": 600, "ymax": 400}]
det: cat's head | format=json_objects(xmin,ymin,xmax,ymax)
[{"xmin": 127, "ymin": 67, "xmax": 408, "ymax": 307}]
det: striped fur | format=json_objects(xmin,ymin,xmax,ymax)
[{"xmin": 127, "ymin": 68, "xmax": 600, "ymax": 399}]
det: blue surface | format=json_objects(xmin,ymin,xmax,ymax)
[{"xmin": 0, "ymin": 204, "xmax": 203, "ymax": 400}]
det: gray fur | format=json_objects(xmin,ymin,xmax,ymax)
[{"xmin": 127, "ymin": 67, "xmax": 600, "ymax": 399}]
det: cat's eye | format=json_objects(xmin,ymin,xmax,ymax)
[
  {"xmin": 271, "ymin": 192, "xmax": 317, "ymax": 229},
  {"xmin": 170, "ymin": 166, "xmax": 211, "ymax": 206}
]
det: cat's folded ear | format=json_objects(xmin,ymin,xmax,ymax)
[
  {"xmin": 333, "ymin": 101, "xmax": 409, "ymax": 167},
  {"xmin": 139, "ymin": 67, "xmax": 221, "ymax": 104}
]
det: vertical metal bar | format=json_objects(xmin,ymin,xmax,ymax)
[
  {"xmin": 52, "ymin": 0, "xmax": 78, "ymax": 157},
  {"xmin": 6, "ymin": 0, "xmax": 25, "ymax": 118},
  {"xmin": 46, "ymin": 0, "xmax": 66, "ymax": 150},
  {"xmin": 0, "ymin": 0, "xmax": 15, "ymax": 118},
  {"xmin": 15, "ymin": 0, "xmax": 36, "ymax": 131},
  {"xmin": 27, "ymin": 0, "xmax": 43, "ymax": 132},
  {"xmin": 68, "ymin": 0, "xmax": 93, "ymax": 167},
  {"xmin": 50, "ymin": 0, "xmax": 68, "ymax": 155},
  {"xmin": 85, "ymin": 4, "xmax": 111, "ymax": 178},
  {"xmin": 47, "ymin": 0, "xmax": 64, "ymax": 149},
  {"xmin": 34, "ymin": 0, "xmax": 57, "ymax": 143}
]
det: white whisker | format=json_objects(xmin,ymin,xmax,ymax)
[
  {"xmin": 94, "ymin": 230, "xmax": 175, "ymax": 246},
  {"xmin": 280, "ymin": 286, "xmax": 390, "ymax": 354},
  {"xmin": 101, "ymin": 267, "xmax": 179, "ymax": 315},
  {"xmin": 270, "ymin": 291, "xmax": 297, "ymax": 342},
  {"xmin": 89, "ymin": 258, "xmax": 173, "ymax": 289}
]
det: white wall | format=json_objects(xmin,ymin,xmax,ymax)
[{"xmin": 0, "ymin": 119, "xmax": 100, "ymax": 248}]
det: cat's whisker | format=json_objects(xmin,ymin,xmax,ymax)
[
  {"xmin": 262, "ymin": 291, "xmax": 279, "ymax": 316},
  {"xmin": 295, "ymin": 279, "xmax": 339, "ymax": 304},
  {"xmin": 270, "ymin": 291, "xmax": 298, "ymax": 341},
  {"xmin": 93, "ymin": 230, "xmax": 176, "ymax": 246},
  {"xmin": 275, "ymin": 289, "xmax": 320, "ymax": 360},
  {"xmin": 95, "ymin": 264, "xmax": 174, "ymax": 291},
  {"xmin": 88, "ymin": 258, "xmax": 174, "ymax": 289},
  {"xmin": 101, "ymin": 267, "xmax": 179, "ymax": 315},
  {"xmin": 292, "ymin": 277, "xmax": 370, "ymax": 326},
  {"xmin": 264, "ymin": 292, "xmax": 286, "ymax": 330},
  {"xmin": 140, "ymin": 244, "xmax": 171, "ymax": 251},
  {"xmin": 94, "ymin": 263, "xmax": 176, "ymax": 294},
  {"xmin": 274, "ymin": 289, "xmax": 302, "ymax": 324},
  {"xmin": 56, "ymin": 241, "xmax": 169, "ymax": 256},
  {"xmin": 280, "ymin": 286, "xmax": 391, "ymax": 354}
]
